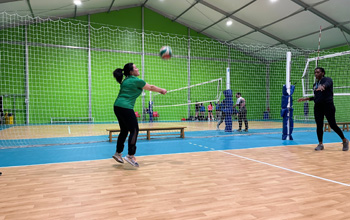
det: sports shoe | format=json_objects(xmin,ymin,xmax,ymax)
[
  {"xmin": 244, "ymin": 128, "xmax": 248, "ymax": 132},
  {"xmin": 237, "ymin": 129, "xmax": 242, "ymax": 132},
  {"xmin": 342, "ymin": 139, "xmax": 349, "ymax": 151},
  {"xmin": 124, "ymin": 155, "xmax": 139, "ymax": 167},
  {"xmin": 314, "ymin": 144, "xmax": 324, "ymax": 151},
  {"xmin": 112, "ymin": 153, "xmax": 124, "ymax": 163}
]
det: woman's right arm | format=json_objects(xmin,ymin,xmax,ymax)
[
  {"xmin": 297, "ymin": 97, "xmax": 310, "ymax": 102},
  {"xmin": 143, "ymin": 83, "xmax": 167, "ymax": 94}
]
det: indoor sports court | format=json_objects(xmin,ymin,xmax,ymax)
[{"xmin": 1, "ymin": 0, "xmax": 350, "ymax": 219}]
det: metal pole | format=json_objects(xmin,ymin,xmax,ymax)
[
  {"xmin": 141, "ymin": 6, "xmax": 146, "ymax": 121},
  {"xmin": 286, "ymin": 51, "xmax": 292, "ymax": 140},
  {"xmin": 88, "ymin": 14, "xmax": 92, "ymax": 121},
  {"xmin": 25, "ymin": 25, "xmax": 29, "ymax": 124},
  {"xmin": 187, "ymin": 27, "xmax": 191, "ymax": 119}
]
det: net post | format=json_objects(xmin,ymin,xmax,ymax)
[
  {"xmin": 285, "ymin": 51, "xmax": 292, "ymax": 140},
  {"xmin": 226, "ymin": 67, "xmax": 230, "ymax": 90}
]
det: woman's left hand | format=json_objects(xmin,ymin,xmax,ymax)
[{"xmin": 316, "ymin": 84, "xmax": 325, "ymax": 91}]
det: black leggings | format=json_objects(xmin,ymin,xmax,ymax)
[
  {"xmin": 114, "ymin": 106, "xmax": 139, "ymax": 155},
  {"xmin": 314, "ymin": 102, "xmax": 345, "ymax": 143},
  {"xmin": 238, "ymin": 109, "xmax": 248, "ymax": 129}
]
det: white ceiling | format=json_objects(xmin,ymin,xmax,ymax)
[{"xmin": 1, "ymin": 0, "xmax": 350, "ymax": 50}]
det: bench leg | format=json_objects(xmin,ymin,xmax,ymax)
[
  {"xmin": 324, "ymin": 124, "xmax": 330, "ymax": 132},
  {"xmin": 180, "ymin": 128, "xmax": 184, "ymax": 138},
  {"xmin": 109, "ymin": 132, "xmax": 112, "ymax": 142},
  {"xmin": 147, "ymin": 130, "xmax": 150, "ymax": 140}
]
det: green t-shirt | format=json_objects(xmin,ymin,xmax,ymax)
[{"xmin": 114, "ymin": 75, "xmax": 146, "ymax": 109}]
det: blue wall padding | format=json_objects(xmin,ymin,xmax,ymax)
[{"xmin": 223, "ymin": 89, "xmax": 234, "ymax": 132}]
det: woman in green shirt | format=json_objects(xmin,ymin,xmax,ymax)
[{"xmin": 112, "ymin": 63, "xmax": 167, "ymax": 167}]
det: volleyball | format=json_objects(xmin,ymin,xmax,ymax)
[{"xmin": 159, "ymin": 46, "xmax": 172, "ymax": 59}]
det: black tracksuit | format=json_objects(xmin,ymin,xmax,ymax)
[{"xmin": 310, "ymin": 77, "xmax": 345, "ymax": 142}]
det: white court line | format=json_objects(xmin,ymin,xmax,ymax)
[{"xmin": 219, "ymin": 150, "xmax": 350, "ymax": 187}]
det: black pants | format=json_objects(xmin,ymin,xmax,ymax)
[
  {"xmin": 114, "ymin": 106, "xmax": 139, "ymax": 155},
  {"xmin": 238, "ymin": 109, "xmax": 248, "ymax": 129},
  {"xmin": 314, "ymin": 102, "xmax": 345, "ymax": 143}
]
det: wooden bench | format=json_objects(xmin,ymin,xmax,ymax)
[
  {"xmin": 324, "ymin": 122, "xmax": 350, "ymax": 132},
  {"xmin": 106, "ymin": 127, "xmax": 186, "ymax": 142}
]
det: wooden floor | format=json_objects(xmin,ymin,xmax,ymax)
[{"xmin": 1, "ymin": 143, "xmax": 350, "ymax": 220}]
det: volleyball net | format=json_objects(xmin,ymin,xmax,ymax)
[
  {"xmin": 302, "ymin": 50, "xmax": 350, "ymax": 96},
  {"xmin": 1, "ymin": 12, "xmax": 349, "ymax": 148},
  {"xmin": 152, "ymin": 78, "xmax": 222, "ymax": 107}
]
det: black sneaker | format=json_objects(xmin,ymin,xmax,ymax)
[
  {"xmin": 244, "ymin": 128, "xmax": 248, "ymax": 132},
  {"xmin": 237, "ymin": 129, "xmax": 242, "ymax": 132},
  {"xmin": 315, "ymin": 144, "xmax": 324, "ymax": 151},
  {"xmin": 342, "ymin": 139, "xmax": 349, "ymax": 151}
]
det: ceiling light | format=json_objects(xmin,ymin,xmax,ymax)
[
  {"xmin": 270, "ymin": 0, "xmax": 278, "ymax": 2},
  {"xmin": 74, "ymin": 0, "xmax": 82, "ymax": 6},
  {"xmin": 226, "ymin": 20, "xmax": 233, "ymax": 26}
]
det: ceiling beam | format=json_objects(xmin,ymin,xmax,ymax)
[
  {"xmin": 286, "ymin": 20, "xmax": 350, "ymax": 43},
  {"xmin": 228, "ymin": 0, "xmax": 328, "ymax": 43},
  {"xmin": 198, "ymin": 0, "xmax": 256, "ymax": 33},
  {"xmin": 141, "ymin": 0, "xmax": 149, "ymax": 7},
  {"xmin": 291, "ymin": 0, "xmax": 350, "ymax": 35},
  {"xmin": 199, "ymin": 0, "xmax": 297, "ymax": 48},
  {"xmin": 107, "ymin": 0, "xmax": 116, "ymax": 13},
  {"xmin": 172, "ymin": 0, "xmax": 201, "ymax": 22},
  {"xmin": 145, "ymin": 4, "xmax": 221, "ymax": 42},
  {"xmin": 74, "ymin": 5, "xmax": 77, "ymax": 18},
  {"xmin": 26, "ymin": 0, "xmax": 34, "ymax": 18}
]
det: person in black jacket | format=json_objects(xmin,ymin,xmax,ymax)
[{"xmin": 298, "ymin": 67, "xmax": 349, "ymax": 151}]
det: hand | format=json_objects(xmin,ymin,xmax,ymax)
[
  {"xmin": 315, "ymin": 84, "xmax": 325, "ymax": 91},
  {"xmin": 297, "ymin": 98, "xmax": 308, "ymax": 102},
  {"xmin": 160, "ymin": 89, "xmax": 167, "ymax": 95}
]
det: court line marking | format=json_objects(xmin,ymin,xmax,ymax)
[{"xmin": 219, "ymin": 150, "xmax": 349, "ymax": 187}]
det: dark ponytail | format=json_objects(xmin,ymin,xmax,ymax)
[
  {"xmin": 113, "ymin": 68, "xmax": 123, "ymax": 84},
  {"xmin": 113, "ymin": 63, "xmax": 134, "ymax": 84}
]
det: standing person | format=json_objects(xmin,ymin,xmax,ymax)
[
  {"xmin": 298, "ymin": 67, "xmax": 349, "ymax": 151},
  {"xmin": 215, "ymin": 101, "xmax": 221, "ymax": 120},
  {"xmin": 195, "ymin": 102, "xmax": 200, "ymax": 120},
  {"xmin": 112, "ymin": 63, "xmax": 167, "ymax": 167},
  {"xmin": 207, "ymin": 102, "xmax": 213, "ymax": 121},
  {"xmin": 234, "ymin": 92, "xmax": 248, "ymax": 132},
  {"xmin": 216, "ymin": 101, "xmax": 224, "ymax": 130},
  {"xmin": 200, "ymin": 103, "xmax": 206, "ymax": 120}
]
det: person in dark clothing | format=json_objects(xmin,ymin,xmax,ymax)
[
  {"xmin": 113, "ymin": 63, "xmax": 167, "ymax": 167},
  {"xmin": 233, "ymin": 92, "xmax": 248, "ymax": 132},
  {"xmin": 195, "ymin": 102, "xmax": 200, "ymax": 120},
  {"xmin": 216, "ymin": 101, "xmax": 224, "ymax": 130},
  {"xmin": 298, "ymin": 67, "xmax": 349, "ymax": 151}
]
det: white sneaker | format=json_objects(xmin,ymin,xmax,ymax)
[
  {"xmin": 112, "ymin": 153, "xmax": 124, "ymax": 163},
  {"xmin": 124, "ymin": 155, "xmax": 139, "ymax": 167}
]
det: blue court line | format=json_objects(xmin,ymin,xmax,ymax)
[{"xmin": 0, "ymin": 128, "xmax": 348, "ymax": 167}]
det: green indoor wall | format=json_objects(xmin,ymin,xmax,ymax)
[{"xmin": 1, "ymin": 8, "xmax": 349, "ymax": 124}]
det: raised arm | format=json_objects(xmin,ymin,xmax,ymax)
[
  {"xmin": 143, "ymin": 83, "xmax": 167, "ymax": 94},
  {"xmin": 298, "ymin": 97, "xmax": 311, "ymax": 102}
]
